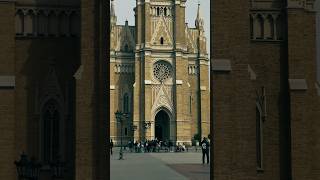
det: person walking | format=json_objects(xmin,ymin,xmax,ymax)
[
  {"xmin": 200, "ymin": 137, "xmax": 210, "ymax": 164},
  {"xmin": 110, "ymin": 139, "xmax": 114, "ymax": 155}
]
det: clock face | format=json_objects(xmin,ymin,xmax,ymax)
[{"xmin": 153, "ymin": 61, "xmax": 172, "ymax": 82}]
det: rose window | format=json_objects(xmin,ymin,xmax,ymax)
[{"xmin": 153, "ymin": 61, "xmax": 172, "ymax": 82}]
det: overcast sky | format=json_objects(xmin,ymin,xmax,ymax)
[{"xmin": 112, "ymin": 0, "xmax": 210, "ymax": 58}]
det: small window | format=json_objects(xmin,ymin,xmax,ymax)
[
  {"xmin": 160, "ymin": 37, "xmax": 164, "ymax": 45},
  {"xmin": 189, "ymin": 96, "xmax": 192, "ymax": 114},
  {"xmin": 164, "ymin": 8, "xmax": 167, "ymax": 16},
  {"xmin": 123, "ymin": 93, "xmax": 129, "ymax": 113},
  {"xmin": 124, "ymin": 44, "xmax": 129, "ymax": 52},
  {"xmin": 125, "ymin": 128, "xmax": 128, "ymax": 136},
  {"xmin": 157, "ymin": 7, "xmax": 160, "ymax": 16}
]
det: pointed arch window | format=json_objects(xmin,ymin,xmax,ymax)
[
  {"xmin": 42, "ymin": 99, "xmax": 60, "ymax": 162},
  {"xmin": 125, "ymin": 128, "xmax": 128, "ymax": 136},
  {"xmin": 255, "ymin": 14, "xmax": 264, "ymax": 39},
  {"xmin": 15, "ymin": 10, "xmax": 24, "ymax": 35},
  {"xmin": 124, "ymin": 44, "xmax": 129, "ymax": 52},
  {"xmin": 123, "ymin": 93, "xmax": 129, "ymax": 113},
  {"xmin": 256, "ymin": 103, "xmax": 264, "ymax": 171},
  {"xmin": 24, "ymin": 10, "xmax": 35, "ymax": 36},
  {"xmin": 160, "ymin": 37, "xmax": 164, "ymax": 45},
  {"xmin": 265, "ymin": 15, "xmax": 274, "ymax": 39}
]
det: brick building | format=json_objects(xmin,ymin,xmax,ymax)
[
  {"xmin": 212, "ymin": 0, "xmax": 320, "ymax": 179},
  {"xmin": 0, "ymin": 0, "xmax": 319, "ymax": 180},
  {"xmin": 0, "ymin": 0, "xmax": 107, "ymax": 179}
]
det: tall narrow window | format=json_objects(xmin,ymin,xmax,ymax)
[
  {"xmin": 38, "ymin": 11, "xmax": 48, "ymax": 36},
  {"xmin": 160, "ymin": 37, "xmax": 164, "ymax": 45},
  {"xmin": 48, "ymin": 12, "xmax": 58, "ymax": 36},
  {"xmin": 123, "ymin": 93, "xmax": 129, "ymax": 113},
  {"xmin": 59, "ymin": 12, "xmax": 69, "ymax": 36},
  {"xmin": 255, "ymin": 14, "xmax": 264, "ymax": 39},
  {"xmin": 250, "ymin": 16, "xmax": 254, "ymax": 39},
  {"xmin": 15, "ymin": 10, "xmax": 24, "ymax": 35},
  {"xmin": 42, "ymin": 99, "xmax": 60, "ymax": 162},
  {"xmin": 189, "ymin": 95, "xmax": 192, "ymax": 114},
  {"xmin": 256, "ymin": 104, "xmax": 263, "ymax": 171},
  {"xmin": 24, "ymin": 10, "xmax": 34, "ymax": 36},
  {"xmin": 70, "ymin": 11, "xmax": 79, "ymax": 36},
  {"xmin": 276, "ymin": 15, "xmax": 283, "ymax": 40},
  {"xmin": 265, "ymin": 15, "xmax": 274, "ymax": 39},
  {"xmin": 125, "ymin": 128, "xmax": 128, "ymax": 136}
]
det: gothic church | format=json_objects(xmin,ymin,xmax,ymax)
[
  {"xmin": 110, "ymin": 0, "xmax": 210, "ymax": 144},
  {"xmin": 1, "ymin": 0, "xmax": 320, "ymax": 180}
]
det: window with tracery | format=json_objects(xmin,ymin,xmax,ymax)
[
  {"xmin": 153, "ymin": 61, "xmax": 172, "ymax": 82},
  {"xmin": 151, "ymin": 6, "xmax": 172, "ymax": 16},
  {"xmin": 42, "ymin": 99, "xmax": 60, "ymax": 162},
  {"xmin": 250, "ymin": 11, "xmax": 283, "ymax": 41}
]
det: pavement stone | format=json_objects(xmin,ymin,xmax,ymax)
[{"xmin": 111, "ymin": 148, "xmax": 210, "ymax": 180}]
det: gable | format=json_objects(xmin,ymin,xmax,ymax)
[{"xmin": 151, "ymin": 17, "xmax": 173, "ymax": 46}]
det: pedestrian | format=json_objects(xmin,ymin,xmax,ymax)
[
  {"xmin": 200, "ymin": 137, "xmax": 210, "ymax": 164},
  {"xmin": 134, "ymin": 141, "xmax": 138, "ymax": 153},
  {"xmin": 110, "ymin": 139, "xmax": 114, "ymax": 155}
]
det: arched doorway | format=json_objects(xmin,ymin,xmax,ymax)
[{"xmin": 154, "ymin": 110, "xmax": 170, "ymax": 141}]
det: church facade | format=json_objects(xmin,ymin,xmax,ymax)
[
  {"xmin": 110, "ymin": 0, "xmax": 210, "ymax": 144},
  {"xmin": 1, "ymin": 0, "xmax": 320, "ymax": 180}
]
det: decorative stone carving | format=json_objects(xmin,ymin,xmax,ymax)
[
  {"xmin": 151, "ymin": 16, "xmax": 173, "ymax": 46},
  {"xmin": 188, "ymin": 65, "xmax": 198, "ymax": 75},
  {"xmin": 15, "ymin": 6, "xmax": 80, "ymax": 38},
  {"xmin": 153, "ymin": 61, "xmax": 172, "ymax": 82},
  {"xmin": 115, "ymin": 64, "xmax": 134, "ymax": 74},
  {"xmin": 250, "ymin": 11, "xmax": 283, "ymax": 41},
  {"xmin": 151, "ymin": 85, "xmax": 174, "ymax": 116}
]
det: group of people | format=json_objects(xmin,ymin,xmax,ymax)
[
  {"xmin": 109, "ymin": 137, "xmax": 210, "ymax": 164},
  {"xmin": 127, "ymin": 139, "xmax": 174, "ymax": 153}
]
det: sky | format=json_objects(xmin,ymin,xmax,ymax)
[{"xmin": 112, "ymin": 0, "xmax": 210, "ymax": 58}]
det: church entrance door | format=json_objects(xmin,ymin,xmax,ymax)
[{"xmin": 155, "ymin": 110, "xmax": 170, "ymax": 141}]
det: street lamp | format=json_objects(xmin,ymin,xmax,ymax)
[
  {"xmin": 115, "ymin": 110, "xmax": 128, "ymax": 160},
  {"xmin": 14, "ymin": 153, "xmax": 41, "ymax": 180}
]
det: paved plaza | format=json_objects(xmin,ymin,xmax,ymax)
[{"xmin": 111, "ymin": 148, "xmax": 210, "ymax": 180}]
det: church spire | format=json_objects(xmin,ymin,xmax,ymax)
[
  {"xmin": 195, "ymin": 2, "xmax": 204, "ymax": 31},
  {"xmin": 111, "ymin": 0, "xmax": 117, "ymax": 25},
  {"xmin": 111, "ymin": 0, "xmax": 115, "ymax": 16}
]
